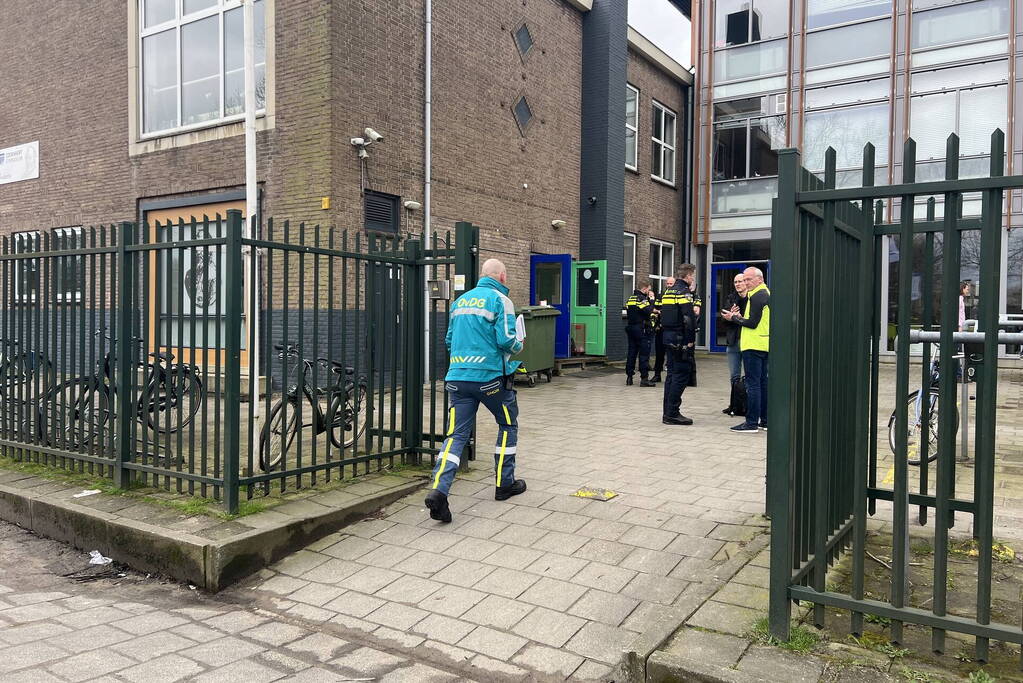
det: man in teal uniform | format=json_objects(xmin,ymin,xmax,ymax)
[{"xmin": 425, "ymin": 259, "xmax": 527, "ymax": 523}]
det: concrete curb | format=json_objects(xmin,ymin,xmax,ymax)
[
  {"xmin": 0, "ymin": 478, "xmax": 425, "ymax": 591},
  {"xmin": 617, "ymin": 527, "xmax": 772, "ymax": 682},
  {"xmin": 646, "ymin": 651, "xmax": 769, "ymax": 683}
]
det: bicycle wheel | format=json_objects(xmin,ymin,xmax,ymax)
[
  {"xmin": 43, "ymin": 378, "xmax": 110, "ymax": 450},
  {"xmin": 888, "ymin": 389, "xmax": 959, "ymax": 465},
  {"xmin": 328, "ymin": 383, "xmax": 368, "ymax": 450},
  {"xmin": 145, "ymin": 365, "xmax": 205, "ymax": 433},
  {"xmin": 260, "ymin": 398, "xmax": 301, "ymax": 471},
  {"xmin": 0, "ymin": 353, "xmax": 29, "ymax": 398}
]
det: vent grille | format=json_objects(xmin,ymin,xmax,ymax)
[{"xmin": 364, "ymin": 191, "xmax": 400, "ymax": 233}]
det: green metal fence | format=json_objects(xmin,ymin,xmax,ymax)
[
  {"xmin": 0, "ymin": 209, "xmax": 479, "ymax": 513},
  {"xmin": 768, "ymin": 130, "xmax": 1023, "ymax": 665}
]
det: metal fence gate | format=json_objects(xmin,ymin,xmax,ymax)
[
  {"xmin": 0, "ymin": 210, "xmax": 479, "ymax": 513},
  {"xmin": 768, "ymin": 130, "xmax": 1023, "ymax": 665}
]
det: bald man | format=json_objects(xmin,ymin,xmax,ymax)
[{"xmin": 424, "ymin": 259, "xmax": 527, "ymax": 524}]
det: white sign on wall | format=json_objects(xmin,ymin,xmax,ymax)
[{"xmin": 0, "ymin": 141, "xmax": 40, "ymax": 186}]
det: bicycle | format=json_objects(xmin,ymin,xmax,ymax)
[
  {"xmin": 259, "ymin": 342, "xmax": 368, "ymax": 472},
  {"xmin": 40, "ymin": 333, "xmax": 205, "ymax": 450},
  {"xmin": 887, "ymin": 344, "xmax": 961, "ymax": 466},
  {"xmin": 0, "ymin": 339, "xmax": 51, "ymax": 399}
]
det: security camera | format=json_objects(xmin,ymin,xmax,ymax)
[
  {"xmin": 364, "ymin": 128, "xmax": 384, "ymax": 143},
  {"xmin": 350, "ymin": 137, "xmax": 365, "ymax": 146},
  {"xmin": 403, "ymin": 201, "xmax": 422, "ymax": 211},
  {"xmin": 550, "ymin": 219, "xmax": 567, "ymax": 230}
]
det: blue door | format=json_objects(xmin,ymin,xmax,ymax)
[
  {"xmin": 709, "ymin": 261, "xmax": 770, "ymax": 352},
  {"xmin": 530, "ymin": 254, "xmax": 572, "ymax": 358}
]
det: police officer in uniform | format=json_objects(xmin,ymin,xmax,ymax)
[
  {"xmin": 624, "ymin": 281, "xmax": 656, "ymax": 387},
  {"xmin": 659, "ymin": 264, "xmax": 700, "ymax": 425}
]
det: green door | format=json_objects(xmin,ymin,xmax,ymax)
[{"xmin": 571, "ymin": 260, "xmax": 606, "ymax": 356}]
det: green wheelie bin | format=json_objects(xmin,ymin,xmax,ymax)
[{"xmin": 511, "ymin": 306, "xmax": 561, "ymax": 387}]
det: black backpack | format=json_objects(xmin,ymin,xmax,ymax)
[{"xmin": 728, "ymin": 376, "xmax": 747, "ymax": 417}]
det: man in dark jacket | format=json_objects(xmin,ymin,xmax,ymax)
[
  {"xmin": 720, "ymin": 273, "xmax": 747, "ymax": 414},
  {"xmin": 624, "ymin": 281, "xmax": 656, "ymax": 386},
  {"xmin": 659, "ymin": 264, "xmax": 699, "ymax": 425}
]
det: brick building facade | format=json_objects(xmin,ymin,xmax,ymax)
[{"xmin": 0, "ymin": 0, "xmax": 691, "ymax": 360}]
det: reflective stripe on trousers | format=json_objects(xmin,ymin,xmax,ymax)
[{"xmin": 429, "ymin": 379, "xmax": 518, "ymax": 495}]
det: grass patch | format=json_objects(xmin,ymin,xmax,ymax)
[
  {"xmin": 968, "ymin": 670, "xmax": 996, "ymax": 683},
  {"xmin": 848, "ymin": 632, "xmax": 910, "ymax": 659},
  {"xmin": 911, "ymin": 539, "xmax": 934, "ymax": 556},
  {"xmin": 749, "ymin": 617, "xmax": 822, "ymax": 654},
  {"xmin": 897, "ymin": 667, "xmax": 944, "ymax": 682},
  {"xmin": 864, "ymin": 613, "xmax": 891, "ymax": 626}
]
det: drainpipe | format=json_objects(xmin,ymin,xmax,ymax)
[{"xmin": 423, "ymin": 0, "xmax": 433, "ymax": 378}]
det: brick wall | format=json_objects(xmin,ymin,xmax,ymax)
[{"xmin": 624, "ymin": 48, "xmax": 688, "ymax": 295}]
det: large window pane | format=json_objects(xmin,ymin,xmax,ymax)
[
  {"xmin": 749, "ymin": 116, "xmax": 785, "ymax": 176},
  {"xmin": 184, "ymin": 0, "xmax": 217, "ymax": 15},
  {"xmin": 143, "ymin": 29, "xmax": 178, "ymax": 133},
  {"xmin": 959, "ymin": 85, "xmax": 1007, "ymax": 156},
  {"xmin": 714, "ymin": 39, "xmax": 787, "ymax": 82},
  {"xmin": 714, "ymin": 96, "xmax": 766, "ymax": 120},
  {"xmin": 805, "ymin": 58, "xmax": 888, "ymax": 84},
  {"xmin": 911, "ymin": 60, "xmax": 1007, "ymax": 93},
  {"xmin": 144, "ymin": 0, "xmax": 175, "ymax": 27},
  {"xmin": 912, "ymin": 0, "xmax": 1009, "ymax": 50},
  {"xmin": 807, "ymin": 0, "xmax": 890, "ymax": 29},
  {"xmin": 909, "ymin": 91, "xmax": 956, "ymax": 160},
  {"xmin": 806, "ymin": 19, "xmax": 890, "ymax": 68},
  {"xmin": 712, "ymin": 177, "xmax": 777, "ymax": 214},
  {"xmin": 803, "ymin": 103, "xmax": 889, "ymax": 170},
  {"xmin": 714, "ymin": 0, "xmax": 788, "ymax": 47},
  {"xmin": 182, "ymin": 16, "xmax": 221, "ymax": 125},
  {"xmin": 805, "ymin": 78, "xmax": 889, "ymax": 109},
  {"xmin": 714, "ymin": 121, "xmax": 748, "ymax": 180},
  {"xmin": 224, "ymin": 2, "xmax": 267, "ymax": 116},
  {"xmin": 625, "ymin": 87, "xmax": 638, "ymax": 129}
]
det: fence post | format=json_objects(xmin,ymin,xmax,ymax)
[
  {"xmin": 454, "ymin": 222, "xmax": 479, "ymax": 470},
  {"xmin": 767, "ymin": 149, "xmax": 799, "ymax": 641},
  {"xmin": 402, "ymin": 239, "xmax": 425, "ymax": 463},
  {"xmin": 114, "ymin": 222, "xmax": 136, "ymax": 489},
  {"xmin": 223, "ymin": 210, "xmax": 243, "ymax": 514}
]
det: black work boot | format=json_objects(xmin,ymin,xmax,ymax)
[
  {"xmin": 495, "ymin": 479, "xmax": 527, "ymax": 501},
  {"xmin": 662, "ymin": 415, "xmax": 694, "ymax": 425},
  {"xmin": 424, "ymin": 490, "xmax": 452, "ymax": 523},
  {"xmin": 626, "ymin": 376, "xmax": 634, "ymax": 386},
  {"xmin": 652, "ymin": 373, "xmax": 662, "ymax": 383},
  {"xmin": 640, "ymin": 376, "xmax": 656, "ymax": 387}
]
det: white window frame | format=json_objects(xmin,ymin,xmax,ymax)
[
  {"xmin": 53, "ymin": 227, "xmax": 85, "ymax": 303},
  {"xmin": 138, "ymin": 0, "xmax": 267, "ymax": 139},
  {"xmin": 649, "ymin": 238, "xmax": 675, "ymax": 294},
  {"xmin": 626, "ymin": 84, "xmax": 640, "ymax": 171},
  {"xmin": 12, "ymin": 231, "xmax": 41, "ymax": 304},
  {"xmin": 623, "ymin": 232, "xmax": 637, "ymax": 301},
  {"xmin": 652, "ymin": 100, "xmax": 677, "ymax": 186}
]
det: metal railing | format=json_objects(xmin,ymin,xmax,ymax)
[
  {"xmin": 768, "ymin": 130, "xmax": 1022, "ymax": 666},
  {"xmin": 0, "ymin": 210, "xmax": 479, "ymax": 513}
]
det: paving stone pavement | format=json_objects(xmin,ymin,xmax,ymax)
[
  {"xmin": 238, "ymin": 355, "xmax": 772, "ymax": 679},
  {"xmin": 0, "ymin": 520, "xmax": 474, "ymax": 682}
]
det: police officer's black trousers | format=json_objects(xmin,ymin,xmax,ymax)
[
  {"xmin": 653, "ymin": 329, "xmax": 665, "ymax": 375},
  {"xmin": 625, "ymin": 326, "xmax": 652, "ymax": 378},
  {"xmin": 661, "ymin": 330, "xmax": 694, "ymax": 418}
]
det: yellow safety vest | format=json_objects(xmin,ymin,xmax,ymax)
[{"xmin": 740, "ymin": 283, "xmax": 770, "ymax": 352}]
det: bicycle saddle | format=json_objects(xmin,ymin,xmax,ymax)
[
  {"xmin": 274, "ymin": 343, "xmax": 299, "ymax": 354},
  {"xmin": 329, "ymin": 360, "xmax": 355, "ymax": 375},
  {"xmin": 149, "ymin": 350, "xmax": 175, "ymax": 362}
]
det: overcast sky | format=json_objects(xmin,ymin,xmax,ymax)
[{"xmin": 628, "ymin": 0, "xmax": 692, "ymax": 68}]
